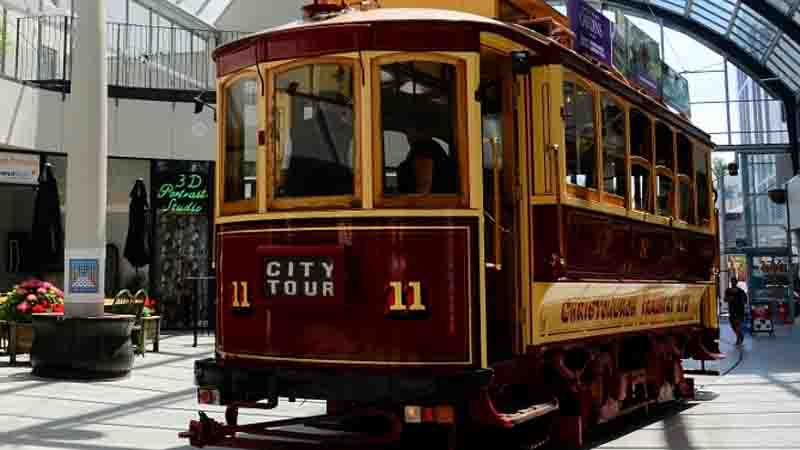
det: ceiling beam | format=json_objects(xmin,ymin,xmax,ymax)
[{"xmin": 132, "ymin": 0, "xmax": 215, "ymax": 32}]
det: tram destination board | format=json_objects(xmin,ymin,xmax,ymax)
[{"xmin": 257, "ymin": 245, "xmax": 345, "ymax": 304}]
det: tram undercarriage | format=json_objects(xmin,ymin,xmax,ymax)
[{"xmin": 180, "ymin": 326, "xmax": 720, "ymax": 449}]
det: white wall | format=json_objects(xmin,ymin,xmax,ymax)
[
  {"xmin": 214, "ymin": 0, "xmax": 304, "ymax": 32},
  {"xmin": 0, "ymin": 76, "xmax": 215, "ymax": 160}
]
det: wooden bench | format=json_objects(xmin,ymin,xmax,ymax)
[{"xmin": 106, "ymin": 290, "xmax": 161, "ymax": 355}]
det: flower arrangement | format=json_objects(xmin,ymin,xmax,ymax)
[
  {"xmin": 142, "ymin": 297, "xmax": 157, "ymax": 317},
  {"xmin": 0, "ymin": 279, "xmax": 64, "ymax": 323}
]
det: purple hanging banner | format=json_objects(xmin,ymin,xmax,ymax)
[{"xmin": 567, "ymin": 0, "xmax": 614, "ymax": 67}]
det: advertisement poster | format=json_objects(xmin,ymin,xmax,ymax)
[
  {"xmin": 628, "ymin": 22, "xmax": 661, "ymax": 96},
  {"xmin": 662, "ymin": 62, "xmax": 691, "ymax": 116},
  {"xmin": 567, "ymin": 0, "xmax": 614, "ymax": 67},
  {"xmin": 612, "ymin": 13, "xmax": 630, "ymax": 75}
]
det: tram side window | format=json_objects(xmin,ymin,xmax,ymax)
[
  {"xmin": 563, "ymin": 78, "xmax": 598, "ymax": 189},
  {"xmin": 630, "ymin": 108, "xmax": 652, "ymax": 212},
  {"xmin": 273, "ymin": 63, "xmax": 355, "ymax": 198},
  {"xmin": 631, "ymin": 164, "xmax": 650, "ymax": 211},
  {"xmin": 695, "ymin": 147, "xmax": 711, "ymax": 224},
  {"xmin": 224, "ymin": 77, "xmax": 258, "ymax": 203},
  {"xmin": 656, "ymin": 173, "xmax": 674, "ymax": 217},
  {"xmin": 655, "ymin": 123, "xmax": 674, "ymax": 217},
  {"xmin": 601, "ymin": 95, "xmax": 626, "ymax": 199},
  {"xmin": 380, "ymin": 61, "xmax": 459, "ymax": 196},
  {"xmin": 630, "ymin": 109, "xmax": 652, "ymax": 162},
  {"xmin": 677, "ymin": 134, "xmax": 695, "ymax": 223},
  {"xmin": 678, "ymin": 180, "xmax": 694, "ymax": 223},
  {"xmin": 655, "ymin": 123, "xmax": 674, "ymax": 170}
]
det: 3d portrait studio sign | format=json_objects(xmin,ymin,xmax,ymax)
[
  {"xmin": 156, "ymin": 172, "xmax": 209, "ymax": 215},
  {"xmin": 568, "ymin": 0, "xmax": 614, "ymax": 67}
]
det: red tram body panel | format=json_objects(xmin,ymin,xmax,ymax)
[{"xmin": 217, "ymin": 219, "xmax": 480, "ymax": 368}]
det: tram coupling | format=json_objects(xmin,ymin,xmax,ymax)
[{"xmin": 179, "ymin": 402, "xmax": 403, "ymax": 449}]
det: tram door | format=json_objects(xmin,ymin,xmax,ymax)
[{"xmin": 480, "ymin": 48, "xmax": 530, "ymax": 363}]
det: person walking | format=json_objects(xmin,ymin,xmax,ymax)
[{"xmin": 724, "ymin": 277, "xmax": 747, "ymax": 346}]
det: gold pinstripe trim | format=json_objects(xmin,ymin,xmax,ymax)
[
  {"xmin": 215, "ymin": 209, "xmax": 481, "ymax": 224},
  {"xmin": 217, "ymin": 350, "xmax": 474, "ymax": 366}
]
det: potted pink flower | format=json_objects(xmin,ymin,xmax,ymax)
[{"xmin": 0, "ymin": 279, "xmax": 65, "ymax": 359}]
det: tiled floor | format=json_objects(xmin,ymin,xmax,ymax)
[
  {"xmin": 596, "ymin": 320, "xmax": 800, "ymax": 450},
  {"xmin": 2, "ymin": 321, "xmax": 798, "ymax": 450},
  {"xmin": 0, "ymin": 332, "xmax": 324, "ymax": 450}
]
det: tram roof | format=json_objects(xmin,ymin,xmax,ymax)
[
  {"xmin": 213, "ymin": 8, "xmax": 552, "ymax": 69},
  {"xmin": 213, "ymin": 7, "xmax": 712, "ymax": 144}
]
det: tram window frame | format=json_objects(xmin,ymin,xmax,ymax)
[
  {"xmin": 599, "ymin": 92, "xmax": 627, "ymax": 208},
  {"xmin": 266, "ymin": 57, "xmax": 362, "ymax": 210},
  {"xmin": 219, "ymin": 69, "xmax": 260, "ymax": 216},
  {"xmin": 676, "ymin": 133, "xmax": 695, "ymax": 224},
  {"xmin": 630, "ymin": 161, "xmax": 652, "ymax": 212},
  {"xmin": 629, "ymin": 108, "xmax": 653, "ymax": 163},
  {"xmin": 677, "ymin": 174, "xmax": 695, "ymax": 224},
  {"xmin": 655, "ymin": 168, "xmax": 675, "ymax": 217},
  {"xmin": 629, "ymin": 108, "xmax": 653, "ymax": 212},
  {"xmin": 654, "ymin": 122, "xmax": 676, "ymax": 218},
  {"xmin": 371, "ymin": 53, "xmax": 469, "ymax": 208},
  {"xmin": 694, "ymin": 144, "xmax": 712, "ymax": 227},
  {"xmin": 563, "ymin": 71, "xmax": 600, "ymax": 199}
]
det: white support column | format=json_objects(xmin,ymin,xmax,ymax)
[{"xmin": 63, "ymin": 0, "xmax": 107, "ymax": 317}]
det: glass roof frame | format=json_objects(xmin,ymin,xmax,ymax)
[{"xmin": 608, "ymin": 0, "xmax": 800, "ymax": 99}]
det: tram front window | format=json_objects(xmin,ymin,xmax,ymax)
[
  {"xmin": 224, "ymin": 77, "xmax": 258, "ymax": 203},
  {"xmin": 273, "ymin": 63, "xmax": 355, "ymax": 198},
  {"xmin": 379, "ymin": 60, "xmax": 460, "ymax": 196}
]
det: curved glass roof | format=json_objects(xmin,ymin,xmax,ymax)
[
  {"xmin": 599, "ymin": 0, "xmax": 800, "ymax": 97},
  {"xmin": 166, "ymin": 0, "xmax": 232, "ymax": 25}
]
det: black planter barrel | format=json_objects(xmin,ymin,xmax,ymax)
[{"xmin": 30, "ymin": 313, "xmax": 136, "ymax": 379}]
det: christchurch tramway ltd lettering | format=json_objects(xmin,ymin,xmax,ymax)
[{"xmin": 560, "ymin": 294, "xmax": 692, "ymax": 323}]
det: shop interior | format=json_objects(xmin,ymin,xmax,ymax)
[{"xmin": 0, "ymin": 153, "xmax": 67, "ymax": 292}]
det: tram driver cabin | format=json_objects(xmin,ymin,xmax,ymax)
[{"xmin": 182, "ymin": 1, "xmax": 720, "ymax": 448}]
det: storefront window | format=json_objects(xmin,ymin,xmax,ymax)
[
  {"xmin": 564, "ymin": 77, "xmax": 597, "ymax": 189},
  {"xmin": 379, "ymin": 59, "xmax": 460, "ymax": 198},
  {"xmin": 273, "ymin": 62, "xmax": 355, "ymax": 198},
  {"xmin": 223, "ymin": 76, "xmax": 258, "ymax": 205}
]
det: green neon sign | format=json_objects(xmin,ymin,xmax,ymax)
[{"xmin": 157, "ymin": 173, "xmax": 209, "ymax": 215}]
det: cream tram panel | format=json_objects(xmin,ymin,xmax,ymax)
[{"xmin": 531, "ymin": 282, "xmax": 708, "ymax": 346}]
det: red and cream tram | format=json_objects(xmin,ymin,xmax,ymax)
[{"xmin": 181, "ymin": 1, "xmax": 721, "ymax": 448}]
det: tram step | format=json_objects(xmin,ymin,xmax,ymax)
[{"xmin": 499, "ymin": 400, "xmax": 559, "ymax": 426}]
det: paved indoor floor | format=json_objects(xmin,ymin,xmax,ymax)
[
  {"xmin": 0, "ymin": 332, "xmax": 325, "ymax": 450},
  {"xmin": 0, "ymin": 321, "xmax": 798, "ymax": 450},
  {"xmin": 597, "ymin": 319, "xmax": 800, "ymax": 450}
]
